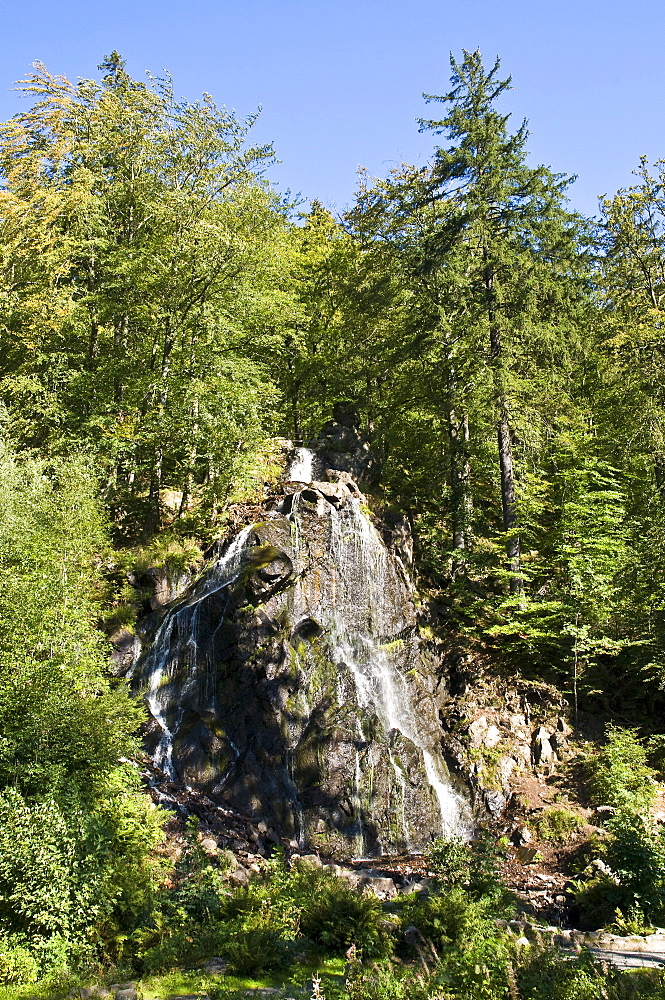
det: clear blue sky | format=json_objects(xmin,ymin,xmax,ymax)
[{"xmin": 1, "ymin": 0, "xmax": 663, "ymax": 218}]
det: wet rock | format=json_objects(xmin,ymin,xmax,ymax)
[{"xmin": 134, "ymin": 447, "xmax": 471, "ymax": 855}]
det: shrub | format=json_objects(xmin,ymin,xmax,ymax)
[
  {"xmin": 428, "ymin": 832, "xmax": 508, "ymax": 903},
  {"xmin": 0, "ymin": 936, "xmax": 38, "ymax": 985},
  {"xmin": 605, "ymin": 809, "xmax": 665, "ymax": 923},
  {"xmin": 400, "ymin": 887, "xmax": 487, "ymax": 950},
  {"xmin": 517, "ymin": 945, "xmax": 665, "ymax": 1000},
  {"xmin": 223, "ymin": 920, "xmax": 294, "ymax": 974},
  {"xmin": 587, "ymin": 725, "xmax": 657, "ymax": 813},
  {"xmin": 534, "ymin": 807, "xmax": 582, "ymax": 843},
  {"xmin": 299, "ymin": 878, "xmax": 393, "ymax": 958}
]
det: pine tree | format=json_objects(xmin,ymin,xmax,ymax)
[{"xmin": 416, "ymin": 50, "xmax": 589, "ymax": 592}]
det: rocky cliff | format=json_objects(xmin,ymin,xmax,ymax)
[{"xmin": 131, "ymin": 444, "xmax": 472, "ymax": 857}]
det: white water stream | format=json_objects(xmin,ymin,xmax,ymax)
[
  {"xmin": 288, "ymin": 446, "xmax": 317, "ymax": 483},
  {"xmin": 142, "ymin": 526, "xmax": 253, "ymax": 780},
  {"xmin": 288, "ymin": 484, "xmax": 472, "ymax": 839},
  {"xmin": 140, "ymin": 449, "xmax": 471, "ymax": 842}
]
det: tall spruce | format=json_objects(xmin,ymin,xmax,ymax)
[{"xmin": 416, "ymin": 50, "xmax": 588, "ymax": 592}]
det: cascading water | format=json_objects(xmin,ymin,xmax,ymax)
[
  {"xmin": 286, "ymin": 491, "xmax": 472, "ymax": 840},
  {"xmin": 140, "ymin": 526, "xmax": 254, "ymax": 781},
  {"xmin": 288, "ymin": 446, "xmax": 317, "ymax": 483},
  {"xmin": 135, "ymin": 465, "xmax": 473, "ymax": 852}
]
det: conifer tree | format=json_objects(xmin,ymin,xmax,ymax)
[{"xmin": 416, "ymin": 50, "xmax": 589, "ymax": 591}]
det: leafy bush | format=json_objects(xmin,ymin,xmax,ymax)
[
  {"xmin": 517, "ymin": 945, "xmax": 665, "ymax": 999},
  {"xmin": 299, "ymin": 877, "xmax": 392, "ymax": 958},
  {"xmin": 223, "ymin": 920, "xmax": 294, "ymax": 974},
  {"xmin": 428, "ymin": 832, "xmax": 508, "ymax": 903},
  {"xmin": 0, "ymin": 771, "xmax": 166, "ymax": 974},
  {"xmin": 400, "ymin": 887, "xmax": 491, "ymax": 951},
  {"xmin": 605, "ymin": 809, "xmax": 665, "ymax": 923},
  {"xmin": 0, "ymin": 936, "xmax": 38, "ymax": 985},
  {"xmin": 587, "ymin": 725, "xmax": 657, "ymax": 813}
]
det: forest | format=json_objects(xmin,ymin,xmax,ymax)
[{"xmin": 3, "ymin": 47, "xmax": 665, "ymax": 999}]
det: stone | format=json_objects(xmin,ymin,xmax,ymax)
[
  {"xmin": 468, "ymin": 715, "xmax": 489, "ymax": 746},
  {"xmin": 509, "ymin": 713, "xmax": 528, "ymax": 734},
  {"xmin": 296, "ymin": 853, "xmax": 323, "ymax": 868},
  {"xmin": 200, "ymin": 837, "xmax": 217, "ymax": 854},
  {"xmin": 497, "ymin": 756, "xmax": 517, "ymax": 789},
  {"xmin": 399, "ymin": 880, "xmax": 428, "ymax": 895},
  {"xmin": 114, "ymin": 991, "xmax": 137, "ymax": 1000},
  {"xmin": 133, "ymin": 436, "xmax": 470, "ymax": 855},
  {"xmin": 201, "ymin": 956, "xmax": 227, "ymax": 975},
  {"xmin": 513, "ymin": 825, "xmax": 533, "ymax": 846},
  {"xmin": 484, "ymin": 789, "xmax": 508, "ymax": 818},
  {"xmin": 483, "ymin": 724, "xmax": 502, "ymax": 748},
  {"xmin": 557, "ymin": 716, "xmax": 572, "ymax": 736},
  {"xmin": 358, "ymin": 875, "xmax": 397, "ymax": 898},
  {"xmin": 532, "ymin": 726, "xmax": 554, "ymax": 765},
  {"xmin": 228, "ymin": 868, "xmax": 251, "ymax": 887},
  {"xmin": 404, "ymin": 924, "xmax": 421, "ymax": 947}
]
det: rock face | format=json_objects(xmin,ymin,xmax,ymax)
[{"xmin": 133, "ymin": 474, "xmax": 471, "ymax": 856}]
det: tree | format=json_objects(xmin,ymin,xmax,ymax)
[
  {"xmin": 0, "ymin": 56, "xmax": 287, "ymax": 536},
  {"xmin": 413, "ymin": 50, "xmax": 589, "ymax": 591}
]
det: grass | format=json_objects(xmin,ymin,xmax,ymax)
[{"xmin": 139, "ymin": 956, "xmax": 347, "ymax": 1000}]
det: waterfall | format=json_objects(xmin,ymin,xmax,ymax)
[
  {"xmin": 288, "ymin": 446, "xmax": 317, "ymax": 483},
  {"xmin": 286, "ymin": 496, "xmax": 472, "ymax": 839},
  {"xmin": 137, "ymin": 474, "xmax": 473, "ymax": 850},
  {"xmin": 140, "ymin": 525, "xmax": 253, "ymax": 781}
]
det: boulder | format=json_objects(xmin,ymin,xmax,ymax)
[
  {"xmin": 468, "ymin": 715, "xmax": 489, "ymax": 747},
  {"xmin": 358, "ymin": 875, "xmax": 397, "ymax": 898},
  {"xmin": 532, "ymin": 726, "xmax": 554, "ymax": 765},
  {"xmin": 295, "ymin": 853, "xmax": 323, "ymax": 869},
  {"xmin": 483, "ymin": 724, "xmax": 502, "ymax": 748},
  {"xmin": 228, "ymin": 868, "xmax": 251, "ymax": 887}
]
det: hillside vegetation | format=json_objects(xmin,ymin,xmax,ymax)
[{"xmin": 2, "ymin": 49, "xmax": 665, "ymax": 998}]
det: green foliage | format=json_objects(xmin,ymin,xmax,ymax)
[
  {"xmin": 587, "ymin": 725, "xmax": 657, "ymax": 813},
  {"xmin": 427, "ymin": 833, "xmax": 508, "ymax": 903},
  {"xmin": 299, "ymin": 878, "xmax": 392, "ymax": 959},
  {"xmin": 517, "ymin": 945, "xmax": 664, "ymax": 1000},
  {"xmin": 0, "ymin": 937, "xmax": 38, "ymax": 986},
  {"xmin": 534, "ymin": 807, "xmax": 583, "ymax": 843}
]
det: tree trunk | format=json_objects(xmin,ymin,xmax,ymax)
[
  {"xmin": 143, "ymin": 316, "xmax": 175, "ymax": 538},
  {"xmin": 485, "ymin": 259, "xmax": 521, "ymax": 593},
  {"xmin": 448, "ymin": 405, "xmax": 472, "ymax": 572}
]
